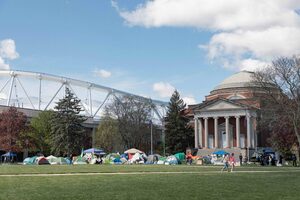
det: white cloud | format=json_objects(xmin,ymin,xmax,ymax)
[
  {"xmin": 0, "ymin": 39, "xmax": 19, "ymax": 70},
  {"xmin": 0, "ymin": 39, "xmax": 19, "ymax": 60},
  {"xmin": 153, "ymin": 82, "xmax": 175, "ymax": 98},
  {"xmin": 0, "ymin": 57, "xmax": 9, "ymax": 70},
  {"xmin": 94, "ymin": 69, "xmax": 112, "ymax": 78},
  {"xmin": 119, "ymin": 0, "xmax": 300, "ymax": 30},
  {"xmin": 182, "ymin": 96, "xmax": 196, "ymax": 106},
  {"xmin": 115, "ymin": 0, "xmax": 300, "ymax": 71},
  {"xmin": 239, "ymin": 59, "xmax": 270, "ymax": 71}
]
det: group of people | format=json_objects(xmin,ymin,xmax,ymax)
[{"xmin": 221, "ymin": 153, "xmax": 236, "ymax": 172}]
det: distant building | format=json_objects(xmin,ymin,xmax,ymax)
[{"xmin": 189, "ymin": 71, "xmax": 270, "ymax": 156}]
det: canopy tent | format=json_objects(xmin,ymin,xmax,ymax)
[
  {"xmin": 1, "ymin": 152, "xmax": 17, "ymax": 157},
  {"xmin": 213, "ymin": 150, "xmax": 228, "ymax": 156},
  {"xmin": 84, "ymin": 148, "xmax": 106, "ymax": 155},
  {"xmin": 124, "ymin": 148, "xmax": 143, "ymax": 154},
  {"xmin": 1, "ymin": 152, "xmax": 17, "ymax": 163}
]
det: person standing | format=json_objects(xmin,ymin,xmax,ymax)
[
  {"xmin": 292, "ymin": 154, "xmax": 297, "ymax": 167},
  {"xmin": 239, "ymin": 153, "xmax": 243, "ymax": 166},
  {"xmin": 230, "ymin": 153, "xmax": 236, "ymax": 172},
  {"xmin": 221, "ymin": 154, "xmax": 230, "ymax": 172}
]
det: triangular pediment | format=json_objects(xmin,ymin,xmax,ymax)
[{"xmin": 198, "ymin": 100, "xmax": 244, "ymax": 111}]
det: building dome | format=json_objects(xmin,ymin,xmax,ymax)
[{"xmin": 213, "ymin": 71, "xmax": 255, "ymax": 91}]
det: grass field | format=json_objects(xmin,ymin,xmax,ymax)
[{"xmin": 0, "ymin": 165, "xmax": 300, "ymax": 200}]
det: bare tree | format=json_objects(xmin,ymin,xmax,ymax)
[
  {"xmin": 104, "ymin": 96, "xmax": 160, "ymax": 152},
  {"xmin": 253, "ymin": 56, "xmax": 300, "ymax": 154}
]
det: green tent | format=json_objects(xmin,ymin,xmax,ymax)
[
  {"xmin": 73, "ymin": 156, "xmax": 87, "ymax": 165},
  {"xmin": 23, "ymin": 156, "xmax": 37, "ymax": 165},
  {"xmin": 56, "ymin": 157, "xmax": 68, "ymax": 165},
  {"xmin": 46, "ymin": 155, "xmax": 58, "ymax": 164},
  {"xmin": 175, "ymin": 152, "xmax": 185, "ymax": 162}
]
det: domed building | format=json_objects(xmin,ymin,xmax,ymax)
[{"xmin": 190, "ymin": 71, "xmax": 265, "ymax": 156}]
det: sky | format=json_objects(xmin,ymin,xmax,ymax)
[{"xmin": 0, "ymin": 0, "xmax": 300, "ymax": 105}]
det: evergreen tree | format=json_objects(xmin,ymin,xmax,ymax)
[
  {"xmin": 165, "ymin": 90, "xmax": 193, "ymax": 154},
  {"xmin": 50, "ymin": 87, "xmax": 86, "ymax": 156}
]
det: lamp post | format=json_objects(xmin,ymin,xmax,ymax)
[{"xmin": 150, "ymin": 120, "xmax": 153, "ymax": 155}]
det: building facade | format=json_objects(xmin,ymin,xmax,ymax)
[{"xmin": 190, "ymin": 71, "xmax": 265, "ymax": 156}]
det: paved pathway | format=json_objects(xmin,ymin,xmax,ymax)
[{"xmin": 1, "ymin": 170, "xmax": 300, "ymax": 177}]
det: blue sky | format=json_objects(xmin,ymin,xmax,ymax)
[{"xmin": 0, "ymin": 0, "xmax": 299, "ymax": 104}]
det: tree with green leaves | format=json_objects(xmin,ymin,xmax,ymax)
[
  {"xmin": 165, "ymin": 90, "xmax": 194, "ymax": 154},
  {"xmin": 50, "ymin": 87, "xmax": 86, "ymax": 156},
  {"xmin": 94, "ymin": 114, "xmax": 123, "ymax": 152},
  {"xmin": 19, "ymin": 110, "xmax": 54, "ymax": 155}
]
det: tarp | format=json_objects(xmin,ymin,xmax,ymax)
[
  {"xmin": 124, "ymin": 148, "xmax": 143, "ymax": 154},
  {"xmin": 213, "ymin": 150, "xmax": 228, "ymax": 156},
  {"xmin": 84, "ymin": 148, "xmax": 106, "ymax": 155}
]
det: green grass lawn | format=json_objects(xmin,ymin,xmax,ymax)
[{"xmin": 0, "ymin": 165, "xmax": 300, "ymax": 200}]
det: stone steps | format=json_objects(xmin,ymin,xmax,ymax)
[{"xmin": 196, "ymin": 148, "xmax": 247, "ymax": 160}]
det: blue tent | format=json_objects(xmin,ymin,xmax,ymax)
[
  {"xmin": 213, "ymin": 150, "xmax": 228, "ymax": 156},
  {"xmin": 1, "ymin": 152, "xmax": 17, "ymax": 157},
  {"xmin": 84, "ymin": 148, "xmax": 106, "ymax": 155},
  {"xmin": 1, "ymin": 152, "xmax": 17, "ymax": 163}
]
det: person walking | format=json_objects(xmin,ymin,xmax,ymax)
[
  {"xmin": 239, "ymin": 153, "xmax": 243, "ymax": 166},
  {"xmin": 221, "ymin": 154, "xmax": 230, "ymax": 172},
  {"xmin": 230, "ymin": 153, "xmax": 236, "ymax": 172}
]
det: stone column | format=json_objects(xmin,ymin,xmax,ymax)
[
  {"xmin": 214, "ymin": 117, "xmax": 218, "ymax": 148},
  {"xmin": 235, "ymin": 116, "xmax": 240, "ymax": 148},
  {"xmin": 247, "ymin": 114, "xmax": 251, "ymax": 148},
  {"xmin": 225, "ymin": 116, "xmax": 230, "ymax": 148},
  {"xmin": 252, "ymin": 117, "xmax": 256, "ymax": 148},
  {"xmin": 204, "ymin": 117, "xmax": 208, "ymax": 148},
  {"xmin": 194, "ymin": 118, "xmax": 199, "ymax": 148},
  {"xmin": 199, "ymin": 118, "xmax": 203, "ymax": 148}
]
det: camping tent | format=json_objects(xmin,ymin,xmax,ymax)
[
  {"xmin": 84, "ymin": 148, "xmax": 106, "ymax": 155},
  {"xmin": 104, "ymin": 153, "xmax": 120, "ymax": 164},
  {"xmin": 165, "ymin": 155, "xmax": 179, "ymax": 165},
  {"xmin": 146, "ymin": 154, "xmax": 161, "ymax": 164},
  {"xmin": 174, "ymin": 153, "xmax": 185, "ymax": 163},
  {"xmin": 36, "ymin": 157, "xmax": 50, "ymax": 165},
  {"xmin": 23, "ymin": 157, "xmax": 37, "ymax": 165},
  {"xmin": 56, "ymin": 157, "xmax": 68, "ymax": 165},
  {"xmin": 46, "ymin": 155, "xmax": 58, "ymax": 164}
]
